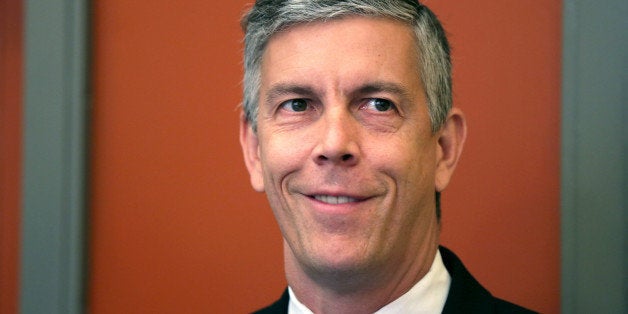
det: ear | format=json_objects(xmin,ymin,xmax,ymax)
[
  {"xmin": 434, "ymin": 107, "xmax": 467, "ymax": 192},
  {"xmin": 239, "ymin": 112, "xmax": 265, "ymax": 192}
]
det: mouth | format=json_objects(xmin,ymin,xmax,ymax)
[{"xmin": 310, "ymin": 195, "xmax": 360, "ymax": 205}]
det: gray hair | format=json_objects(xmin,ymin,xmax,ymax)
[{"xmin": 240, "ymin": 0, "xmax": 452, "ymax": 133}]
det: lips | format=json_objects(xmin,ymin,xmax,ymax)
[{"xmin": 312, "ymin": 195, "xmax": 358, "ymax": 204}]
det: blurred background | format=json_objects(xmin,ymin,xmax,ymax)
[{"xmin": 1, "ymin": 0, "xmax": 625, "ymax": 313}]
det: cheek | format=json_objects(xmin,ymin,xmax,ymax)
[
  {"xmin": 369, "ymin": 135, "xmax": 437, "ymax": 193},
  {"xmin": 259, "ymin": 131, "xmax": 314, "ymax": 183}
]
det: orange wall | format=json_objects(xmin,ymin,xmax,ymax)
[
  {"xmin": 0, "ymin": 0, "xmax": 22, "ymax": 313},
  {"xmin": 89, "ymin": 1, "xmax": 560, "ymax": 313},
  {"xmin": 433, "ymin": 2, "xmax": 561, "ymax": 312}
]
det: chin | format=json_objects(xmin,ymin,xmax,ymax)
[{"xmin": 302, "ymin": 241, "xmax": 379, "ymax": 276}]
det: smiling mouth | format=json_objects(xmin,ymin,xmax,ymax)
[{"xmin": 312, "ymin": 195, "xmax": 359, "ymax": 205}]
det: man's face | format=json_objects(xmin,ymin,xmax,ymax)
[{"xmin": 241, "ymin": 17, "xmax": 459, "ymax": 276}]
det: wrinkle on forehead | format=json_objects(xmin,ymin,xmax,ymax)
[{"xmin": 260, "ymin": 16, "xmax": 422, "ymax": 105}]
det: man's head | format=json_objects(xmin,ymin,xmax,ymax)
[
  {"xmin": 241, "ymin": 0, "xmax": 452, "ymax": 134},
  {"xmin": 239, "ymin": 0, "xmax": 466, "ymax": 298}
]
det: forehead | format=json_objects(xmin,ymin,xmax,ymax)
[{"xmin": 260, "ymin": 16, "xmax": 420, "ymax": 90}]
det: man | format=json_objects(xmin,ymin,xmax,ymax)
[{"xmin": 239, "ymin": 0, "xmax": 535, "ymax": 313}]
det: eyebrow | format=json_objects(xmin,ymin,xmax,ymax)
[
  {"xmin": 264, "ymin": 84, "xmax": 317, "ymax": 105},
  {"xmin": 264, "ymin": 81, "xmax": 414, "ymax": 105},
  {"xmin": 352, "ymin": 81, "xmax": 413, "ymax": 101}
]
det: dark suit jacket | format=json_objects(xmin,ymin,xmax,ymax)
[{"xmin": 253, "ymin": 246, "xmax": 536, "ymax": 313}]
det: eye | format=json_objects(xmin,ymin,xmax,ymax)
[
  {"xmin": 280, "ymin": 99, "xmax": 309, "ymax": 112},
  {"xmin": 363, "ymin": 98, "xmax": 396, "ymax": 112}
]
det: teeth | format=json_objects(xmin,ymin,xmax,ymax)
[{"xmin": 313, "ymin": 195, "xmax": 357, "ymax": 204}]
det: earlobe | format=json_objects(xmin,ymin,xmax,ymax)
[
  {"xmin": 239, "ymin": 112, "xmax": 265, "ymax": 192},
  {"xmin": 434, "ymin": 108, "xmax": 467, "ymax": 192}
]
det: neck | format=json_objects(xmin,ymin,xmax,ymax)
[{"xmin": 284, "ymin": 224, "xmax": 440, "ymax": 314}]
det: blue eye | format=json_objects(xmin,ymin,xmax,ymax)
[
  {"xmin": 365, "ymin": 98, "xmax": 394, "ymax": 112},
  {"xmin": 281, "ymin": 99, "xmax": 308, "ymax": 112}
]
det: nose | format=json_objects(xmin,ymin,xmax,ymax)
[{"xmin": 312, "ymin": 108, "xmax": 360, "ymax": 167}]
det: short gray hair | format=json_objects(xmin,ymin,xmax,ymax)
[{"xmin": 241, "ymin": 0, "xmax": 452, "ymax": 133}]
